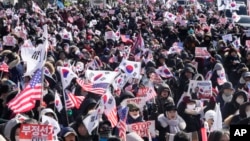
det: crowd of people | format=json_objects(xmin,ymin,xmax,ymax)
[{"xmin": 0, "ymin": 0, "xmax": 250, "ymax": 140}]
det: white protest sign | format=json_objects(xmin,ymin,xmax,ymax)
[
  {"xmin": 188, "ymin": 80, "xmax": 212, "ymax": 99},
  {"xmin": 199, "ymin": 18, "xmax": 207, "ymax": 24},
  {"xmin": 3, "ymin": 35, "xmax": 17, "ymax": 46},
  {"xmin": 120, "ymin": 97, "xmax": 146, "ymax": 111},
  {"xmin": 127, "ymin": 120, "xmax": 156, "ymax": 137},
  {"xmin": 109, "ymin": 10, "xmax": 115, "ymax": 15},
  {"xmin": 222, "ymin": 34, "xmax": 232, "ymax": 43},
  {"xmin": 195, "ymin": 47, "xmax": 210, "ymax": 58}
]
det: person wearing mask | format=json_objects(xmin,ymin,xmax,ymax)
[
  {"xmin": 157, "ymin": 103, "xmax": 186, "ymax": 141},
  {"xmin": 230, "ymin": 102, "xmax": 250, "ymax": 125},
  {"xmin": 237, "ymin": 72, "xmax": 250, "ymax": 99},
  {"xmin": 126, "ymin": 103, "xmax": 144, "ymax": 124},
  {"xmin": 216, "ymin": 82, "xmax": 235, "ymax": 109},
  {"xmin": 222, "ymin": 90, "xmax": 248, "ymax": 121},
  {"xmin": 155, "ymin": 83, "xmax": 174, "ymax": 115},
  {"xmin": 178, "ymin": 96, "xmax": 203, "ymax": 140},
  {"xmin": 210, "ymin": 62, "xmax": 228, "ymax": 90},
  {"xmin": 3, "ymin": 115, "xmax": 38, "ymax": 141}
]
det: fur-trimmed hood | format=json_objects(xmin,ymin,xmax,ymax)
[
  {"xmin": 45, "ymin": 61, "xmax": 55, "ymax": 75},
  {"xmin": 0, "ymin": 50, "xmax": 20, "ymax": 69}
]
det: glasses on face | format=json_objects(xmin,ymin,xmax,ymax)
[{"xmin": 130, "ymin": 109, "xmax": 139, "ymax": 112}]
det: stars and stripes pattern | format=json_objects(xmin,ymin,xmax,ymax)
[
  {"xmin": 65, "ymin": 90, "xmax": 85, "ymax": 109},
  {"xmin": 118, "ymin": 107, "xmax": 129, "ymax": 141},
  {"xmin": 7, "ymin": 69, "xmax": 43, "ymax": 113},
  {"xmin": 0, "ymin": 62, "xmax": 9, "ymax": 72},
  {"xmin": 76, "ymin": 78, "xmax": 108, "ymax": 95},
  {"xmin": 101, "ymin": 92, "xmax": 118, "ymax": 127}
]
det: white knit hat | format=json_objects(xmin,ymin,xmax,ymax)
[{"xmin": 205, "ymin": 110, "xmax": 216, "ymax": 121}]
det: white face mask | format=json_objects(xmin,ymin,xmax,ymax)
[
  {"xmin": 222, "ymin": 94, "xmax": 233, "ymax": 103},
  {"xmin": 236, "ymin": 97, "xmax": 244, "ymax": 105},
  {"xmin": 186, "ymin": 104, "xmax": 196, "ymax": 110},
  {"xmin": 15, "ymin": 136, "xmax": 19, "ymax": 141},
  {"xmin": 246, "ymin": 111, "xmax": 250, "ymax": 118},
  {"xmin": 131, "ymin": 114, "xmax": 140, "ymax": 119}
]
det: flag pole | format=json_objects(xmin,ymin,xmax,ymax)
[
  {"xmin": 39, "ymin": 24, "xmax": 49, "ymax": 123},
  {"xmin": 62, "ymin": 88, "xmax": 70, "ymax": 126}
]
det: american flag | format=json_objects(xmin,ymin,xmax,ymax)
[
  {"xmin": 0, "ymin": 62, "xmax": 9, "ymax": 72},
  {"xmin": 76, "ymin": 78, "xmax": 108, "ymax": 95},
  {"xmin": 65, "ymin": 90, "xmax": 85, "ymax": 109},
  {"xmin": 131, "ymin": 32, "xmax": 145, "ymax": 54},
  {"xmin": 118, "ymin": 107, "xmax": 129, "ymax": 141},
  {"xmin": 145, "ymin": 87, "xmax": 157, "ymax": 101},
  {"xmin": 102, "ymin": 93, "xmax": 118, "ymax": 127},
  {"xmin": 7, "ymin": 69, "xmax": 42, "ymax": 113}
]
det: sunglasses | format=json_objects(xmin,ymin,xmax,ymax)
[{"xmin": 130, "ymin": 109, "xmax": 139, "ymax": 112}]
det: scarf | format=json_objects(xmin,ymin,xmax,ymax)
[{"xmin": 165, "ymin": 118, "xmax": 181, "ymax": 134}]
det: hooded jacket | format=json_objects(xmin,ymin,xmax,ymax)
[
  {"xmin": 77, "ymin": 98, "xmax": 97, "ymax": 117},
  {"xmin": 3, "ymin": 118, "xmax": 19, "ymax": 141},
  {"xmin": 222, "ymin": 90, "xmax": 248, "ymax": 120},
  {"xmin": 0, "ymin": 50, "xmax": 24, "ymax": 89},
  {"xmin": 155, "ymin": 83, "xmax": 174, "ymax": 115},
  {"xmin": 231, "ymin": 102, "xmax": 250, "ymax": 124},
  {"xmin": 39, "ymin": 108, "xmax": 59, "ymax": 121}
]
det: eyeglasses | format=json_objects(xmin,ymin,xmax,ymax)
[{"xmin": 130, "ymin": 109, "xmax": 139, "ymax": 112}]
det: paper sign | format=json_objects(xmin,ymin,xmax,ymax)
[
  {"xmin": 188, "ymin": 80, "xmax": 212, "ymax": 99},
  {"xmin": 199, "ymin": 18, "xmax": 207, "ymax": 24},
  {"xmin": 19, "ymin": 124, "xmax": 53, "ymax": 141},
  {"xmin": 105, "ymin": 31, "xmax": 116, "ymax": 41},
  {"xmin": 3, "ymin": 35, "xmax": 17, "ymax": 46},
  {"xmin": 152, "ymin": 21, "xmax": 162, "ymax": 26},
  {"xmin": 100, "ymin": 12, "xmax": 107, "ymax": 17},
  {"xmin": 222, "ymin": 34, "xmax": 232, "ymax": 43},
  {"xmin": 137, "ymin": 87, "xmax": 150, "ymax": 97},
  {"xmin": 109, "ymin": 10, "xmax": 115, "ymax": 15},
  {"xmin": 195, "ymin": 47, "xmax": 210, "ymax": 58},
  {"xmin": 120, "ymin": 97, "xmax": 146, "ymax": 111},
  {"xmin": 168, "ymin": 46, "xmax": 183, "ymax": 55},
  {"xmin": 127, "ymin": 121, "xmax": 156, "ymax": 137},
  {"xmin": 20, "ymin": 9, "xmax": 26, "ymax": 14},
  {"xmin": 91, "ymin": 20, "xmax": 97, "ymax": 25},
  {"xmin": 95, "ymin": 30, "xmax": 101, "ymax": 36}
]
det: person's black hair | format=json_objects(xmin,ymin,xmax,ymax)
[
  {"xmin": 107, "ymin": 136, "xmax": 121, "ymax": 141},
  {"xmin": 208, "ymin": 130, "xmax": 230, "ymax": 141},
  {"xmin": 173, "ymin": 131, "xmax": 189, "ymax": 141}
]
